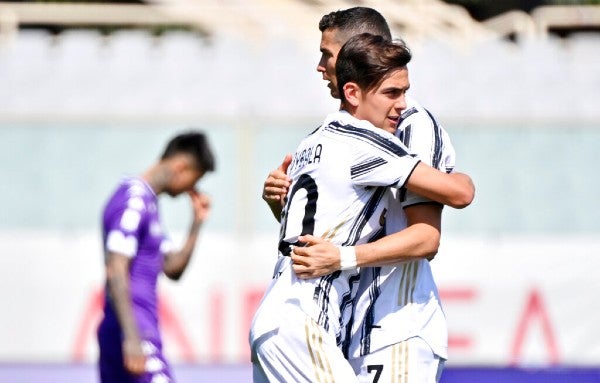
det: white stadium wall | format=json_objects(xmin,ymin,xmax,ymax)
[{"xmin": 1, "ymin": 231, "xmax": 600, "ymax": 366}]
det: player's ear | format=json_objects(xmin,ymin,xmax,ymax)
[
  {"xmin": 171, "ymin": 155, "xmax": 190, "ymax": 173},
  {"xmin": 343, "ymin": 82, "xmax": 361, "ymax": 107}
]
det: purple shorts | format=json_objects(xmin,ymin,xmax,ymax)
[{"xmin": 98, "ymin": 320, "xmax": 174, "ymax": 383}]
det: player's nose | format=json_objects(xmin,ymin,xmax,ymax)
[
  {"xmin": 316, "ymin": 56, "xmax": 326, "ymax": 73},
  {"xmin": 395, "ymin": 94, "xmax": 407, "ymax": 112}
]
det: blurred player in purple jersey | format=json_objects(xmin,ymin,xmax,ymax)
[{"xmin": 98, "ymin": 131, "xmax": 215, "ymax": 383}]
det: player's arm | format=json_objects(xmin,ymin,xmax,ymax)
[
  {"xmin": 261, "ymin": 154, "xmax": 292, "ymax": 221},
  {"xmin": 350, "ymin": 133, "xmax": 473, "ymax": 210},
  {"xmin": 356, "ymin": 203, "xmax": 442, "ymax": 264},
  {"xmin": 405, "ymin": 164, "xmax": 474, "ymax": 209},
  {"xmin": 105, "ymin": 251, "xmax": 146, "ymax": 375},
  {"xmin": 163, "ymin": 190, "xmax": 210, "ymax": 280},
  {"xmin": 292, "ymin": 203, "xmax": 441, "ymax": 278}
]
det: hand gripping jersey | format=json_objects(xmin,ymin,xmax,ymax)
[
  {"xmin": 349, "ymin": 96, "xmax": 456, "ymax": 360},
  {"xmin": 250, "ymin": 110, "xmax": 420, "ymax": 353}
]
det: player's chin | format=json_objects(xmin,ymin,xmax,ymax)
[
  {"xmin": 327, "ymin": 83, "xmax": 340, "ymax": 98},
  {"xmin": 384, "ymin": 119, "xmax": 398, "ymax": 134},
  {"xmin": 166, "ymin": 189, "xmax": 182, "ymax": 197}
]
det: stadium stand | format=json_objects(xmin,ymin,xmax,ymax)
[{"xmin": 1, "ymin": 0, "xmax": 599, "ymax": 46}]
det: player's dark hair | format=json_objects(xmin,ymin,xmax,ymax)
[
  {"xmin": 318, "ymin": 7, "xmax": 392, "ymax": 43},
  {"xmin": 336, "ymin": 33, "xmax": 412, "ymax": 103},
  {"xmin": 161, "ymin": 131, "xmax": 216, "ymax": 172}
]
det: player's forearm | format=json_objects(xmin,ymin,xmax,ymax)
[
  {"xmin": 106, "ymin": 266, "xmax": 140, "ymax": 342},
  {"xmin": 407, "ymin": 165, "xmax": 475, "ymax": 209},
  {"xmin": 355, "ymin": 224, "xmax": 440, "ymax": 267},
  {"xmin": 445, "ymin": 172, "xmax": 475, "ymax": 209},
  {"xmin": 163, "ymin": 220, "xmax": 201, "ymax": 280}
]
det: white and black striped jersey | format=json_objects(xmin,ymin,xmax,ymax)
[
  {"xmin": 350, "ymin": 96, "xmax": 456, "ymax": 360},
  {"xmin": 250, "ymin": 110, "xmax": 420, "ymax": 352}
]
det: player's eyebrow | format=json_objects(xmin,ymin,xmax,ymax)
[
  {"xmin": 320, "ymin": 45, "xmax": 333, "ymax": 55},
  {"xmin": 381, "ymin": 84, "xmax": 410, "ymax": 94}
]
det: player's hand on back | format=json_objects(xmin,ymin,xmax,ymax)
[
  {"xmin": 189, "ymin": 189, "xmax": 211, "ymax": 224},
  {"xmin": 262, "ymin": 154, "xmax": 292, "ymax": 208},
  {"xmin": 292, "ymin": 235, "xmax": 341, "ymax": 279}
]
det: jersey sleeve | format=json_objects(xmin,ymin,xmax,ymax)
[
  {"xmin": 398, "ymin": 108, "xmax": 457, "ymax": 208},
  {"xmin": 160, "ymin": 236, "xmax": 175, "ymax": 255},
  {"xmin": 349, "ymin": 130, "xmax": 420, "ymax": 189},
  {"xmin": 104, "ymin": 195, "xmax": 147, "ymax": 258}
]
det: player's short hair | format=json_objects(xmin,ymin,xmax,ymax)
[
  {"xmin": 318, "ymin": 7, "xmax": 392, "ymax": 43},
  {"xmin": 336, "ymin": 33, "xmax": 412, "ymax": 103},
  {"xmin": 161, "ymin": 130, "xmax": 216, "ymax": 173}
]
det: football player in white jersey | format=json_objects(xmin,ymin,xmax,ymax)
[
  {"xmin": 261, "ymin": 7, "xmax": 473, "ymax": 383},
  {"xmin": 250, "ymin": 33, "xmax": 473, "ymax": 383},
  {"xmin": 294, "ymin": 101, "xmax": 455, "ymax": 383}
]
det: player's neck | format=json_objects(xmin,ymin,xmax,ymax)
[{"xmin": 141, "ymin": 163, "xmax": 171, "ymax": 195}]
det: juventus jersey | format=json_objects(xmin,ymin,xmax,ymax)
[
  {"xmin": 250, "ymin": 110, "xmax": 420, "ymax": 351},
  {"xmin": 349, "ymin": 96, "xmax": 456, "ymax": 360}
]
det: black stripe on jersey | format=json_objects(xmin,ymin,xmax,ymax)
[
  {"xmin": 397, "ymin": 109, "xmax": 445, "ymax": 204},
  {"xmin": 278, "ymin": 174, "xmax": 318, "ymax": 257},
  {"xmin": 401, "ymin": 106, "xmax": 418, "ymax": 121},
  {"xmin": 359, "ymin": 267, "xmax": 382, "ymax": 356},
  {"xmin": 307, "ymin": 124, "xmax": 321, "ymax": 137},
  {"xmin": 344, "ymin": 224, "xmax": 386, "ymax": 357},
  {"xmin": 326, "ymin": 121, "xmax": 409, "ymax": 158},
  {"xmin": 339, "ymin": 272, "xmax": 360, "ymax": 354},
  {"xmin": 314, "ymin": 187, "xmax": 386, "ymax": 343},
  {"xmin": 350, "ymin": 157, "xmax": 389, "ymax": 179},
  {"xmin": 425, "ymin": 109, "xmax": 443, "ymax": 169},
  {"xmin": 367, "ymin": 222, "xmax": 386, "ymax": 244},
  {"xmin": 315, "ymin": 271, "xmax": 340, "ymax": 332},
  {"xmin": 398, "ymin": 123, "xmax": 412, "ymax": 148},
  {"xmin": 343, "ymin": 187, "xmax": 386, "ymax": 246},
  {"xmin": 397, "ymin": 122, "xmax": 412, "ymax": 204}
]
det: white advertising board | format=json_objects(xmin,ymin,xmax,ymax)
[{"xmin": 1, "ymin": 231, "xmax": 598, "ymax": 367}]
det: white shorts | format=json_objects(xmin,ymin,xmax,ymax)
[
  {"xmin": 349, "ymin": 337, "xmax": 445, "ymax": 383},
  {"xmin": 251, "ymin": 310, "xmax": 358, "ymax": 383}
]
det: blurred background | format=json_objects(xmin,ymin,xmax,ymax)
[{"xmin": 0, "ymin": 0, "xmax": 599, "ymax": 381}]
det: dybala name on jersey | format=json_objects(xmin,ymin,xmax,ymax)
[{"xmin": 289, "ymin": 143, "xmax": 323, "ymax": 174}]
